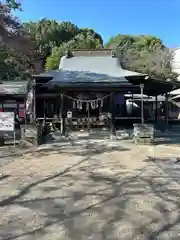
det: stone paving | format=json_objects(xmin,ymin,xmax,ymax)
[{"xmin": 0, "ymin": 140, "xmax": 180, "ymax": 239}]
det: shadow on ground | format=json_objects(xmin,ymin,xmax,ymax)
[
  {"xmin": 1, "ymin": 147, "xmax": 180, "ymax": 239},
  {"xmin": 0, "ymin": 139, "xmax": 129, "ymax": 170}
]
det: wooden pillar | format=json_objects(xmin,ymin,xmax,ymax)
[
  {"xmin": 24, "ymin": 95, "xmax": 27, "ymax": 124},
  {"xmin": 140, "ymin": 84, "xmax": 144, "ymax": 124},
  {"xmin": 131, "ymin": 93, "xmax": 133, "ymax": 112},
  {"xmin": 60, "ymin": 93, "xmax": 64, "ymax": 135},
  {"xmin": 43, "ymin": 99, "xmax": 46, "ymax": 120},
  {"xmin": 165, "ymin": 93, "xmax": 169, "ymax": 128},
  {"xmin": 87, "ymin": 103, "xmax": 90, "ymax": 132},
  {"xmin": 155, "ymin": 95, "xmax": 158, "ymax": 123},
  {"xmin": 33, "ymin": 79, "xmax": 36, "ymax": 123},
  {"xmin": 110, "ymin": 93, "xmax": 115, "ymax": 135}
]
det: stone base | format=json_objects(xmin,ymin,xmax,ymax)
[
  {"xmin": 20, "ymin": 124, "xmax": 42, "ymax": 147},
  {"xmin": 133, "ymin": 123, "xmax": 155, "ymax": 145},
  {"xmin": 133, "ymin": 124, "xmax": 154, "ymax": 137},
  {"xmin": 110, "ymin": 134, "xmax": 117, "ymax": 140},
  {"xmin": 133, "ymin": 137, "xmax": 155, "ymax": 145},
  {"xmin": 19, "ymin": 139, "xmax": 36, "ymax": 148},
  {"xmin": 116, "ymin": 129, "xmax": 133, "ymax": 140}
]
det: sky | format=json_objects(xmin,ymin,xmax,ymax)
[{"xmin": 16, "ymin": 0, "xmax": 180, "ymax": 48}]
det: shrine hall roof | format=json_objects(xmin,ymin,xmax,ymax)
[
  {"xmin": 36, "ymin": 54, "xmax": 145, "ymax": 85},
  {"xmin": 33, "ymin": 50, "xmax": 180, "ymax": 95}
]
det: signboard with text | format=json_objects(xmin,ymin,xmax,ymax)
[{"xmin": 0, "ymin": 112, "xmax": 14, "ymax": 131}]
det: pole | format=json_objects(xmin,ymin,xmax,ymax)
[
  {"xmin": 13, "ymin": 112, "xmax": 15, "ymax": 146},
  {"xmin": 60, "ymin": 93, "xmax": 64, "ymax": 135},
  {"xmin": 43, "ymin": 99, "xmax": 46, "ymax": 120},
  {"xmin": 110, "ymin": 93, "xmax": 115, "ymax": 138},
  {"xmin": 165, "ymin": 93, "xmax": 169, "ymax": 129},
  {"xmin": 87, "ymin": 103, "xmax": 90, "ymax": 132},
  {"xmin": 33, "ymin": 79, "xmax": 36, "ymax": 123},
  {"xmin": 132, "ymin": 92, "xmax": 133, "ymax": 113},
  {"xmin": 13, "ymin": 131, "xmax": 16, "ymax": 147},
  {"xmin": 140, "ymin": 84, "xmax": 144, "ymax": 124},
  {"xmin": 155, "ymin": 95, "xmax": 158, "ymax": 123},
  {"xmin": 24, "ymin": 96, "xmax": 27, "ymax": 125}
]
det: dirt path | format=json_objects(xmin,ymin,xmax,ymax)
[{"xmin": 0, "ymin": 141, "xmax": 180, "ymax": 240}]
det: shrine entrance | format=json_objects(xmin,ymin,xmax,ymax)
[{"xmin": 64, "ymin": 92, "xmax": 112, "ymax": 135}]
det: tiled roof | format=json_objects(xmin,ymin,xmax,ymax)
[
  {"xmin": 59, "ymin": 56, "xmax": 143, "ymax": 78},
  {"xmin": 0, "ymin": 81, "xmax": 27, "ymax": 95},
  {"xmin": 39, "ymin": 55, "xmax": 145, "ymax": 86},
  {"xmin": 40, "ymin": 68, "xmax": 129, "ymax": 84}
]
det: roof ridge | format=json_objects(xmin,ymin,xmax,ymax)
[{"xmin": 66, "ymin": 49, "xmax": 115, "ymax": 57}]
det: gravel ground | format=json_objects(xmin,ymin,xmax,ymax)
[{"xmin": 0, "ymin": 140, "xmax": 180, "ymax": 239}]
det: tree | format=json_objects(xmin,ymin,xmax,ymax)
[
  {"xmin": 0, "ymin": 0, "xmax": 41, "ymax": 76},
  {"xmin": 44, "ymin": 26, "xmax": 103, "ymax": 71},
  {"xmin": 23, "ymin": 20, "xmax": 103, "ymax": 67},
  {"xmin": 106, "ymin": 35, "xmax": 177, "ymax": 80},
  {"xmin": 45, "ymin": 47, "xmax": 63, "ymax": 71},
  {"xmin": 23, "ymin": 20, "xmax": 79, "ymax": 58},
  {"xmin": 45, "ymin": 39, "xmax": 103, "ymax": 71},
  {"xmin": 1, "ymin": 7, "xmax": 104, "ymax": 77}
]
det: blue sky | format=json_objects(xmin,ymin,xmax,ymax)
[{"xmin": 16, "ymin": 0, "xmax": 179, "ymax": 47}]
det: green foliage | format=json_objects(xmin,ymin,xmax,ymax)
[
  {"xmin": 23, "ymin": 20, "xmax": 79, "ymax": 57},
  {"xmin": 0, "ymin": 46, "xmax": 32, "ymax": 80},
  {"xmin": 23, "ymin": 20, "xmax": 103, "ymax": 60},
  {"xmin": 23, "ymin": 19, "xmax": 104, "ymax": 71},
  {"xmin": 105, "ymin": 35, "xmax": 164, "ymax": 50},
  {"xmin": 106, "ymin": 34, "xmax": 177, "ymax": 80},
  {"xmin": 45, "ymin": 47, "xmax": 62, "ymax": 71},
  {"xmin": 1, "ymin": 8, "xmax": 104, "ymax": 78},
  {"xmin": 32, "ymin": 21, "xmax": 103, "ymax": 71}
]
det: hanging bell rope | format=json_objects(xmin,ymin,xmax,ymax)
[{"xmin": 63, "ymin": 92, "xmax": 113, "ymax": 103}]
